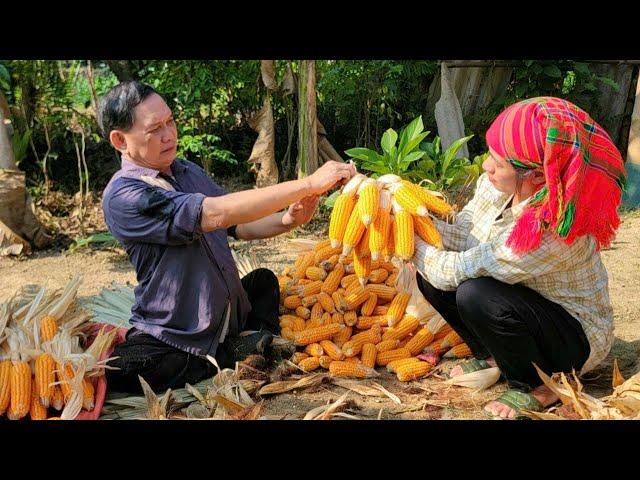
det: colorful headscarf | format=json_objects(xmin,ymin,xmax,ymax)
[{"xmin": 485, "ymin": 97, "xmax": 627, "ymax": 254}]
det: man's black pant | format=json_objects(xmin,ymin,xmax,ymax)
[
  {"xmin": 416, "ymin": 274, "xmax": 591, "ymax": 391},
  {"xmin": 105, "ymin": 268, "xmax": 280, "ymax": 394}
]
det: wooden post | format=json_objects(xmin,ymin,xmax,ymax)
[{"xmin": 297, "ymin": 60, "xmax": 318, "ymax": 179}]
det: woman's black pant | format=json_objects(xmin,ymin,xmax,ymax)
[{"xmin": 416, "ymin": 274, "xmax": 590, "ymax": 392}]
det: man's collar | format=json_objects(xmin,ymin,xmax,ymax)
[{"xmin": 120, "ymin": 155, "xmax": 187, "ymax": 178}]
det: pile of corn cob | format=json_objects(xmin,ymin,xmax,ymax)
[
  {"xmin": 0, "ymin": 276, "xmax": 117, "ymax": 420},
  {"xmin": 277, "ymin": 174, "xmax": 473, "ymax": 382}
]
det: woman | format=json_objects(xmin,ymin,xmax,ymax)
[{"xmin": 413, "ymin": 97, "xmax": 627, "ymax": 419}]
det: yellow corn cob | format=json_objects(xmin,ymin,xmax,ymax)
[
  {"xmin": 291, "ymin": 352, "xmax": 310, "ymax": 364},
  {"xmin": 386, "ymin": 292, "xmax": 412, "ymax": 327},
  {"xmin": 50, "ymin": 384, "xmax": 64, "ymax": 411},
  {"xmin": 340, "ymin": 273, "xmax": 358, "ymax": 290},
  {"xmin": 322, "ymin": 263, "xmax": 345, "ymax": 295},
  {"xmin": 294, "ymin": 307, "xmax": 311, "ymax": 320},
  {"xmin": 340, "ymin": 251, "xmax": 354, "ymax": 264},
  {"xmin": 301, "ymin": 295, "xmax": 319, "ymax": 308},
  {"xmin": 331, "ymin": 291, "xmax": 345, "ymax": 314},
  {"xmin": 304, "ymin": 343, "xmax": 325, "ymax": 357},
  {"xmin": 397, "ymin": 336, "xmax": 412, "ymax": 349},
  {"xmin": 7, "ymin": 361, "xmax": 31, "ymax": 420},
  {"xmin": 382, "ymin": 314, "xmax": 420, "ymax": 341},
  {"xmin": 356, "ymin": 227, "xmax": 371, "ymax": 259},
  {"xmin": 291, "ymin": 316, "xmax": 306, "ymax": 332},
  {"xmin": 385, "ymin": 272, "xmax": 399, "ymax": 287},
  {"xmin": 313, "ymin": 239, "xmax": 332, "ymax": 252},
  {"xmin": 433, "ymin": 323, "xmax": 454, "ymax": 341},
  {"xmin": 294, "ymin": 324, "xmax": 344, "ymax": 346},
  {"xmin": 306, "ymin": 318, "xmax": 323, "ymax": 330},
  {"xmin": 375, "ymin": 339, "xmax": 400, "ymax": 352},
  {"xmin": 57, "ymin": 362, "xmax": 75, "ymax": 402},
  {"xmin": 306, "ymin": 266, "xmax": 328, "ymax": 281},
  {"xmin": 376, "ymin": 347, "xmax": 411, "ymax": 366},
  {"xmin": 365, "ymin": 284, "xmax": 396, "ymax": 302},
  {"xmin": 297, "ymin": 279, "xmax": 313, "ymax": 286},
  {"xmin": 298, "ymin": 357, "xmax": 321, "ymax": 372},
  {"xmin": 321, "ymin": 312, "xmax": 332, "ymax": 325},
  {"xmin": 344, "ymin": 280, "xmax": 362, "ymax": 298},
  {"xmin": 0, "ymin": 359, "xmax": 11, "ymax": 415},
  {"xmin": 329, "ymin": 361, "xmax": 376, "ymax": 378},
  {"xmin": 393, "ymin": 208, "xmax": 415, "ymax": 261},
  {"xmin": 396, "ymin": 361, "xmax": 431, "ymax": 382},
  {"xmin": 329, "ymin": 193, "xmax": 357, "ymax": 248},
  {"xmin": 281, "ymin": 327, "xmax": 295, "ymax": 341},
  {"xmin": 424, "ymin": 339, "xmax": 447, "ymax": 355},
  {"xmin": 40, "ymin": 315, "xmax": 58, "ymax": 343},
  {"xmin": 315, "ymin": 245, "xmax": 342, "ymax": 264},
  {"xmin": 341, "ymin": 205, "xmax": 366, "ymax": 257},
  {"xmin": 361, "ymin": 343, "xmax": 377, "ymax": 368},
  {"xmin": 293, "ymin": 252, "xmax": 316, "ymax": 279},
  {"xmin": 392, "ymin": 183, "xmax": 430, "ymax": 217},
  {"xmin": 298, "ymin": 280, "xmax": 323, "ymax": 298},
  {"xmin": 401, "ymin": 180, "xmax": 453, "ymax": 217},
  {"xmin": 414, "ymin": 215, "xmax": 443, "ymax": 249},
  {"xmin": 317, "ymin": 292, "xmax": 336, "ymax": 314},
  {"xmin": 380, "ymin": 261, "xmax": 396, "ymax": 273},
  {"xmin": 343, "ymin": 263, "xmax": 355, "ymax": 275},
  {"xmin": 386, "ymin": 357, "xmax": 423, "ymax": 373},
  {"xmin": 360, "ymin": 293, "xmax": 377, "ymax": 316},
  {"xmin": 82, "ymin": 377, "xmax": 95, "ymax": 411},
  {"xmin": 373, "ymin": 305, "xmax": 390, "ymax": 316},
  {"xmin": 443, "ymin": 343, "xmax": 473, "ymax": 358},
  {"xmin": 310, "ymin": 302, "xmax": 324, "ymax": 322},
  {"xmin": 405, "ymin": 327, "xmax": 435, "ymax": 356},
  {"xmin": 30, "ymin": 379, "xmax": 48, "ymax": 420},
  {"xmin": 353, "ymin": 249, "xmax": 371, "ymax": 286},
  {"xmin": 319, "ymin": 355, "xmax": 333, "ymax": 369},
  {"xmin": 368, "ymin": 190, "xmax": 391, "ymax": 261},
  {"xmin": 343, "ymin": 310, "xmax": 358, "ymax": 327},
  {"xmin": 284, "ymin": 295, "xmax": 302, "ymax": 309},
  {"xmin": 34, "ymin": 353, "xmax": 56, "ymax": 408},
  {"xmin": 332, "ymin": 325, "xmax": 353, "ymax": 348},
  {"xmin": 441, "ymin": 331, "xmax": 464, "ymax": 349},
  {"xmin": 332, "ymin": 312, "xmax": 344, "ymax": 325},
  {"xmin": 368, "ymin": 269, "xmax": 389, "ymax": 284},
  {"xmin": 383, "ymin": 215, "xmax": 395, "ymax": 262},
  {"xmin": 320, "ymin": 254, "xmax": 340, "ymax": 272},
  {"xmin": 319, "ymin": 340, "xmax": 345, "ymax": 361},
  {"xmin": 344, "ymin": 357, "xmax": 361, "ymax": 364},
  {"xmin": 342, "ymin": 326, "xmax": 382, "ymax": 357},
  {"xmin": 342, "ymin": 286, "xmax": 370, "ymax": 311},
  {"xmin": 355, "ymin": 315, "xmax": 386, "ymax": 330},
  {"xmin": 357, "ymin": 181, "xmax": 379, "ymax": 226},
  {"xmin": 280, "ymin": 314, "xmax": 301, "ymax": 328}
]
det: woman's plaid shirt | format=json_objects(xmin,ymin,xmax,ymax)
[{"xmin": 412, "ymin": 173, "xmax": 614, "ymax": 373}]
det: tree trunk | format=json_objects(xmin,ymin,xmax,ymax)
[
  {"xmin": 297, "ymin": 60, "xmax": 318, "ymax": 178},
  {"xmin": 0, "ymin": 108, "xmax": 52, "ymax": 254},
  {"xmin": 106, "ymin": 60, "xmax": 140, "ymax": 82},
  {"xmin": 0, "ymin": 108, "xmax": 16, "ymax": 169}
]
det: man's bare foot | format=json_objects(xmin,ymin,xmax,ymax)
[
  {"xmin": 449, "ymin": 357, "xmax": 497, "ymax": 377},
  {"xmin": 483, "ymin": 384, "xmax": 559, "ymax": 419}
]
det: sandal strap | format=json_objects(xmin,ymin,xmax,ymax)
[
  {"xmin": 460, "ymin": 358, "xmax": 491, "ymax": 374},
  {"xmin": 495, "ymin": 389, "xmax": 543, "ymax": 414}
]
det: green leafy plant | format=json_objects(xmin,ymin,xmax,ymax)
[
  {"xmin": 414, "ymin": 134, "xmax": 477, "ymax": 191},
  {"xmin": 12, "ymin": 127, "xmax": 32, "ymax": 167},
  {"xmin": 67, "ymin": 232, "xmax": 119, "ymax": 253},
  {"xmin": 344, "ymin": 115, "xmax": 430, "ymax": 176}
]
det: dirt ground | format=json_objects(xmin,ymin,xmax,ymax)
[{"xmin": 1, "ymin": 209, "xmax": 639, "ymax": 420}]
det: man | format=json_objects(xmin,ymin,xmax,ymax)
[{"xmin": 98, "ymin": 81, "xmax": 355, "ymax": 394}]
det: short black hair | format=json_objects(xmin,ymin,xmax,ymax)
[{"xmin": 97, "ymin": 81, "xmax": 161, "ymax": 140}]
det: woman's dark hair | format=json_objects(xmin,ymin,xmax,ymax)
[{"xmin": 97, "ymin": 81, "xmax": 161, "ymax": 140}]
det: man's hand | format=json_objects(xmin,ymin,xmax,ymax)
[
  {"xmin": 305, "ymin": 161, "xmax": 356, "ymax": 196},
  {"xmin": 282, "ymin": 195, "xmax": 320, "ymax": 228}
]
